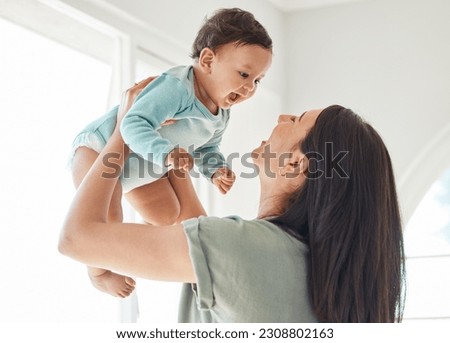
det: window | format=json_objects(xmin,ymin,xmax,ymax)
[
  {"xmin": 403, "ymin": 169, "xmax": 450, "ymax": 321},
  {"xmin": 0, "ymin": 15, "xmax": 117, "ymax": 321}
]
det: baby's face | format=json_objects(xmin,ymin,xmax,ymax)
[{"xmin": 206, "ymin": 43, "xmax": 272, "ymax": 110}]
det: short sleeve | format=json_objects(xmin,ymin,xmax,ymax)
[{"xmin": 182, "ymin": 217, "xmax": 214, "ymax": 309}]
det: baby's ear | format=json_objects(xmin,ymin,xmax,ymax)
[{"xmin": 198, "ymin": 48, "xmax": 215, "ymax": 73}]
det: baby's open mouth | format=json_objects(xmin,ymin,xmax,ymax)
[{"xmin": 229, "ymin": 93, "xmax": 239, "ymax": 103}]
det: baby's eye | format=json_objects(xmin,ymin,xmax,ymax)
[{"xmin": 239, "ymin": 72, "xmax": 249, "ymax": 78}]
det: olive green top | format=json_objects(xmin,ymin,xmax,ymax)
[{"xmin": 178, "ymin": 215, "xmax": 318, "ymax": 323}]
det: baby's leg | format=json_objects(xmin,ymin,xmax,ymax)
[
  {"xmin": 124, "ymin": 175, "xmax": 181, "ymax": 225},
  {"xmin": 71, "ymin": 147, "xmax": 135, "ymax": 298},
  {"xmin": 124, "ymin": 170, "xmax": 206, "ymax": 225},
  {"xmin": 168, "ymin": 169, "xmax": 206, "ymax": 223}
]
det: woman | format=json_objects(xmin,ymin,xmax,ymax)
[{"xmin": 59, "ymin": 79, "xmax": 405, "ymax": 323}]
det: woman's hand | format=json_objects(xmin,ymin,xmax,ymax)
[{"xmin": 166, "ymin": 147, "xmax": 194, "ymax": 172}]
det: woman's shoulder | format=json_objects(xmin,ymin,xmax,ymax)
[
  {"xmin": 192, "ymin": 214, "xmax": 292, "ymax": 232},
  {"xmin": 184, "ymin": 214, "xmax": 275, "ymax": 231},
  {"xmin": 183, "ymin": 215, "xmax": 309, "ymax": 252}
]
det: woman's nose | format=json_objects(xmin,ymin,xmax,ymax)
[{"xmin": 277, "ymin": 114, "xmax": 293, "ymax": 123}]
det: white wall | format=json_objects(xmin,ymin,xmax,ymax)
[
  {"xmin": 56, "ymin": 0, "xmax": 285, "ymax": 95},
  {"xmin": 102, "ymin": 0, "xmax": 286, "ymax": 93},
  {"xmin": 284, "ymin": 0, "xmax": 450, "ymax": 221}
]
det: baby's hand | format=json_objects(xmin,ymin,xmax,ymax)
[
  {"xmin": 166, "ymin": 147, "xmax": 194, "ymax": 171},
  {"xmin": 212, "ymin": 168, "xmax": 236, "ymax": 195}
]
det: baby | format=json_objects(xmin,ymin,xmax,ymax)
[{"xmin": 70, "ymin": 8, "xmax": 273, "ymax": 297}]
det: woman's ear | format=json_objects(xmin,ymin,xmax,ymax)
[
  {"xmin": 198, "ymin": 48, "xmax": 215, "ymax": 73},
  {"xmin": 282, "ymin": 153, "xmax": 308, "ymax": 178}
]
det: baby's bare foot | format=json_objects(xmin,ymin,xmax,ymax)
[{"xmin": 89, "ymin": 270, "xmax": 136, "ymax": 298}]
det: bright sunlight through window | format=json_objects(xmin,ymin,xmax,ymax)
[
  {"xmin": 0, "ymin": 16, "xmax": 116, "ymax": 322},
  {"xmin": 403, "ymin": 169, "xmax": 450, "ymax": 321}
]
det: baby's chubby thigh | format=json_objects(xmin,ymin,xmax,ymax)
[{"xmin": 122, "ymin": 153, "xmax": 180, "ymax": 226}]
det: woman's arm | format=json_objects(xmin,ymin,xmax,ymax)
[{"xmin": 59, "ymin": 78, "xmax": 196, "ymax": 283}]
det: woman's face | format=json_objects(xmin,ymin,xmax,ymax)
[{"xmin": 252, "ymin": 109, "xmax": 322, "ymax": 179}]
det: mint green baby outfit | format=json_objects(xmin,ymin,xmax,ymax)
[{"xmin": 70, "ymin": 65, "xmax": 230, "ymax": 192}]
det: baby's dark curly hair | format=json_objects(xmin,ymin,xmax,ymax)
[{"xmin": 191, "ymin": 8, "xmax": 273, "ymax": 59}]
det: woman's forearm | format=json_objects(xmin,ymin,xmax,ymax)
[
  {"xmin": 61, "ymin": 80, "xmax": 149, "ymax": 234},
  {"xmin": 58, "ymin": 131, "xmax": 195, "ymax": 282},
  {"xmin": 59, "ymin": 133, "xmax": 128, "ymax": 245}
]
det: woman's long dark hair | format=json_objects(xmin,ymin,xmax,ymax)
[{"xmin": 271, "ymin": 105, "xmax": 405, "ymax": 322}]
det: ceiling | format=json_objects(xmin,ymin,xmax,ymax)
[{"xmin": 266, "ymin": 0, "xmax": 371, "ymax": 12}]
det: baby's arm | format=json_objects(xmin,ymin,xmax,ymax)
[
  {"xmin": 194, "ymin": 126, "xmax": 235, "ymax": 194},
  {"xmin": 120, "ymin": 75, "xmax": 188, "ymax": 168}
]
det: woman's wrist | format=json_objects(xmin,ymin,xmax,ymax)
[{"xmin": 105, "ymin": 133, "xmax": 130, "ymax": 168}]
